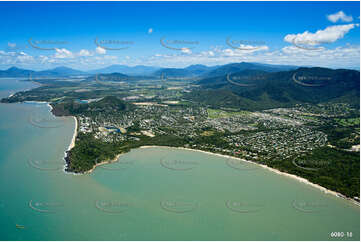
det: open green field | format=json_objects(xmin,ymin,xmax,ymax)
[
  {"xmin": 336, "ymin": 117, "xmax": 360, "ymax": 127},
  {"xmin": 207, "ymin": 108, "xmax": 251, "ymax": 118}
]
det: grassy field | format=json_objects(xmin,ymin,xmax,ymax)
[
  {"xmin": 207, "ymin": 108, "xmax": 251, "ymax": 118},
  {"xmin": 335, "ymin": 117, "xmax": 360, "ymax": 127}
]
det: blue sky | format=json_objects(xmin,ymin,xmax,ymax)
[{"xmin": 0, "ymin": 1, "xmax": 359, "ymax": 70}]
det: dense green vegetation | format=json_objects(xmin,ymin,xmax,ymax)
[
  {"xmin": 66, "ymin": 122, "xmax": 360, "ymax": 198},
  {"xmin": 280, "ymin": 147, "xmax": 360, "ymax": 198},
  {"xmin": 66, "ymin": 132, "xmax": 186, "ymax": 173},
  {"xmin": 52, "ymin": 96, "xmax": 134, "ymax": 116},
  {"xmin": 65, "ymin": 133, "xmax": 129, "ymax": 173},
  {"xmin": 319, "ymin": 125, "xmax": 359, "ymax": 149},
  {"xmin": 189, "ymin": 68, "xmax": 360, "ymax": 111},
  {"xmin": 317, "ymin": 113, "xmax": 360, "ymax": 149},
  {"xmin": 1, "ymin": 65, "xmax": 359, "ymax": 200},
  {"xmin": 55, "ymin": 128, "xmax": 360, "ymax": 200}
]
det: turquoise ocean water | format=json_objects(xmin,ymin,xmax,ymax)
[{"xmin": 0, "ymin": 79, "xmax": 359, "ymax": 240}]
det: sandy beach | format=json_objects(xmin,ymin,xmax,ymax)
[
  {"xmin": 67, "ymin": 116, "xmax": 78, "ymax": 151},
  {"xmin": 83, "ymin": 153, "xmax": 122, "ymax": 174},
  {"xmin": 139, "ymin": 145, "xmax": 359, "ymax": 205},
  {"xmin": 63, "ymin": 116, "xmax": 123, "ymax": 175},
  {"xmin": 62, "ymin": 116, "xmax": 79, "ymax": 174},
  {"xmin": 47, "ymin": 103, "xmax": 53, "ymax": 112},
  {"xmin": 61, "ymin": 123, "xmax": 358, "ymax": 206}
]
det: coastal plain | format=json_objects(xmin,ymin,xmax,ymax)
[{"xmin": 0, "ymin": 64, "xmax": 359, "ymax": 241}]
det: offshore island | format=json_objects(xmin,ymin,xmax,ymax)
[{"xmin": 1, "ymin": 63, "xmax": 360, "ymax": 203}]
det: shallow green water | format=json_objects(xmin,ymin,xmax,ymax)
[{"xmin": 0, "ymin": 79, "xmax": 359, "ymax": 241}]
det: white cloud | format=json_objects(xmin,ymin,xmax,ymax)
[
  {"xmin": 327, "ymin": 11, "xmax": 353, "ymax": 23},
  {"xmin": 17, "ymin": 53, "xmax": 34, "ymax": 62},
  {"xmin": 181, "ymin": 48, "xmax": 192, "ymax": 54},
  {"xmin": 54, "ymin": 48, "xmax": 74, "ymax": 58},
  {"xmin": 0, "ymin": 40, "xmax": 359, "ymax": 71},
  {"xmin": 7, "ymin": 42, "xmax": 16, "ymax": 48},
  {"xmin": 284, "ymin": 24, "xmax": 359, "ymax": 46},
  {"xmin": 220, "ymin": 44, "xmax": 269, "ymax": 57},
  {"xmin": 235, "ymin": 44, "xmax": 269, "ymax": 52},
  {"xmin": 0, "ymin": 50, "xmax": 16, "ymax": 56},
  {"xmin": 201, "ymin": 50, "xmax": 215, "ymax": 57},
  {"xmin": 281, "ymin": 45, "xmax": 325, "ymax": 55},
  {"xmin": 0, "ymin": 50, "xmax": 36, "ymax": 67},
  {"xmin": 39, "ymin": 55, "xmax": 49, "ymax": 64},
  {"xmin": 78, "ymin": 49, "xmax": 92, "ymax": 57},
  {"xmin": 96, "ymin": 46, "xmax": 106, "ymax": 54},
  {"xmin": 143, "ymin": 44, "xmax": 359, "ymax": 69}
]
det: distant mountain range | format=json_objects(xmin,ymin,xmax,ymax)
[
  {"xmin": 36, "ymin": 66, "xmax": 87, "ymax": 76},
  {"xmin": 186, "ymin": 67, "xmax": 360, "ymax": 110},
  {"xmin": 0, "ymin": 63, "xmax": 359, "ymax": 111},
  {"xmin": 153, "ymin": 64, "xmax": 219, "ymax": 78},
  {"xmin": 89, "ymin": 65, "xmax": 159, "ymax": 76},
  {"xmin": 0, "ymin": 67, "xmax": 34, "ymax": 77},
  {"xmin": 85, "ymin": 72, "xmax": 129, "ymax": 82},
  {"xmin": 201, "ymin": 62, "xmax": 297, "ymax": 78},
  {"xmin": 0, "ymin": 62, "xmax": 299, "ymax": 78},
  {"xmin": 0, "ymin": 66, "xmax": 86, "ymax": 78},
  {"xmin": 153, "ymin": 62, "xmax": 298, "ymax": 78}
]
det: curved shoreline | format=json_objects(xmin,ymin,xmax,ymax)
[
  {"xmin": 139, "ymin": 145, "xmax": 360, "ymax": 206},
  {"xmin": 62, "ymin": 115, "xmax": 123, "ymax": 174},
  {"xmin": 67, "ymin": 116, "xmax": 78, "ymax": 152},
  {"xmin": 62, "ymin": 116, "xmax": 78, "ymax": 174},
  {"xmin": 83, "ymin": 154, "xmax": 122, "ymax": 174},
  {"xmin": 61, "ymin": 118, "xmax": 359, "ymax": 206}
]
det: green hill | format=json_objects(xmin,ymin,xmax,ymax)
[
  {"xmin": 52, "ymin": 96, "xmax": 134, "ymax": 116},
  {"xmin": 188, "ymin": 67, "xmax": 360, "ymax": 110}
]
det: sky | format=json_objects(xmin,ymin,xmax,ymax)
[{"xmin": 0, "ymin": 1, "xmax": 359, "ymax": 70}]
